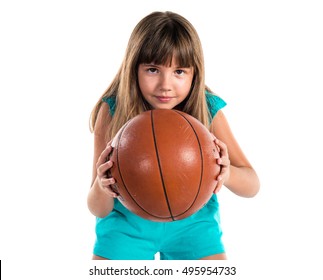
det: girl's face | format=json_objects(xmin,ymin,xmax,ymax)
[{"xmin": 138, "ymin": 59, "xmax": 194, "ymax": 110}]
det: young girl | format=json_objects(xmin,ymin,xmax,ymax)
[{"xmin": 87, "ymin": 11, "xmax": 260, "ymax": 260}]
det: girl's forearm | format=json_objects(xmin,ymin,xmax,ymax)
[
  {"xmin": 224, "ymin": 166, "xmax": 260, "ymax": 198},
  {"xmin": 87, "ymin": 177, "xmax": 115, "ymax": 218}
]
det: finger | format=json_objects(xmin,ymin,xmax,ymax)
[
  {"xmin": 215, "ymin": 139, "xmax": 229, "ymax": 156},
  {"xmin": 101, "ymin": 177, "xmax": 116, "ymax": 187},
  {"xmin": 102, "ymin": 186, "xmax": 119, "ymax": 198},
  {"xmin": 102, "ymin": 144, "xmax": 113, "ymax": 159},
  {"xmin": 217, "ymin": 157, "xmax": 230, "ymax": 167},
  {"xmin": 97, "ymin": 145, "xmax": 113, "ymax": 167},
  {"xmin": 211, "ymin": 138, "xmax": 221, "ymax": 158},
  {"xmin": 99, "ymin": 176, "xmax": 119, "ymax": 198},
  {"xmin": 97, "ymin": 160, "xmax": 113, "ymax": 177},
  {"xmin": 212, "ymin": 138, "xmax": 221, "ymax": 156}
]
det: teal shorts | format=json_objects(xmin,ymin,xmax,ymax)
[{"xmin": 93, "ymin": 194, "xmax": 225, "ymax": 260}]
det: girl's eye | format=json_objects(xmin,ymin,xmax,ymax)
[
  {"xmin": 147, "ymin": 68, "xmax": 158, "ymax": 73},
  {"xmin": 175, "ymin": 69, "xmax": 185, "ymax": 75}
]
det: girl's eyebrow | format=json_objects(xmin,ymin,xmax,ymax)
[{"xmin": 141, "ymin": 63, "xmax": 158, "ymax": 67}]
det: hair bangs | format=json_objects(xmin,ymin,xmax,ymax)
[{"xmin": 137, "ymin": 22, "xmax": 195, "ymax": 68}]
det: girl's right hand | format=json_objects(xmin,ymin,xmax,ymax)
[{"xmin": 96, "ymin": 142, "xmax": 119, "ymax": 198}]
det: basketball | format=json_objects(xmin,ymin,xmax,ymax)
[{"xmin": 108, "ymin": 109, "xmax": 220, "ymax": 222}]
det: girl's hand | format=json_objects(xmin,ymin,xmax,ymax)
[
  {"xmin": 212, "ymin": 136, "xmax": 230, "ymax": 194},
  {"xmin": 96, "ymin": 142, "xmax": 119, "ymax": 198}
]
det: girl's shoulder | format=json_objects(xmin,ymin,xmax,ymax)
[
  {"xmin": 102, "ymin": 96, "xmax": 116, "ymax": 116},
  {"xmin": 205, "ymin": 90, "xmax": 227, "ymax": 119}
]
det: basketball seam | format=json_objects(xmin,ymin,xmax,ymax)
[
  {"xmin": 151, "ymin": 110, "xmax": 175, "ymax": 221},
  {"xmin": 115, "ymin": 122, "xmax": 151, "ymax": 215},
  {"xmin": 116, "ymin": 114, "xmax": 174, "ymax": 221},
  {"xmin": 172, "ymin": 110, "xmax": 204, "ymax": 218}
]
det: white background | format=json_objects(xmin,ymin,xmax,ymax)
[{"xmin": 1, "ymin": 0, "xmax": 322, "ymax": 279}]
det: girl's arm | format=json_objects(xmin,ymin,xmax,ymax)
[
  {"xmin": 211, "ymin": 110, "xmax": 260, "ymax": 197},
  {"xmin": 87, "ymin": 103, "xmax": 117, "ymax": 218}
]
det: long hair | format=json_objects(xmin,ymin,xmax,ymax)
[{"xmin": 90, "ymin": 11, "xmax": 211, "ymax": 139}]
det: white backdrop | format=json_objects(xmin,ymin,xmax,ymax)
[{"xmin": 1, "ymin": 0, "xmax": 322, "ymax": 279}]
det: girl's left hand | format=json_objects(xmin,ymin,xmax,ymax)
[{"xmin": 212, "ymin": 136, "xmax": 230, "ymax": 194}]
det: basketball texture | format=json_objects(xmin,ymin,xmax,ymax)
[{"xmin": 108, "ymin": 109, "xmax": 220, "ymax": 222}]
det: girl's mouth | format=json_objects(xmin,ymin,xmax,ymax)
[{"xmin": 156, "ymin": 96, "xmax": 173, "ymax": 102}]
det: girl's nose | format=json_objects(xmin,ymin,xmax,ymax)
[{"xmin": 159, "ymin": 72, "xmax": 172, "ymax": 92}]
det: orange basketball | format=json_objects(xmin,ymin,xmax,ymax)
[{"xmin": 108, "ymin": 109, "xmax": 220, "ymax": 222}]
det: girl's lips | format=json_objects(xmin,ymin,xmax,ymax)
[{"xmin": 156, "ymin": 96, "xmax": 173, "ymax": 102}]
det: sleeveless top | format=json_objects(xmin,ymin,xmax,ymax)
[{"xmin": 102, "ymin": 90, "xmax": 226, "ymax": 121}]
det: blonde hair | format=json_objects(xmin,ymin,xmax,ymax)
[{"xmin": 90, "ymin": 11, "xmax": 211, "ymax": 139}]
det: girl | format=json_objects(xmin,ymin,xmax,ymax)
[{"xmin": 87, "ymin": 11, "xmax": 260, "ymax": 260}]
